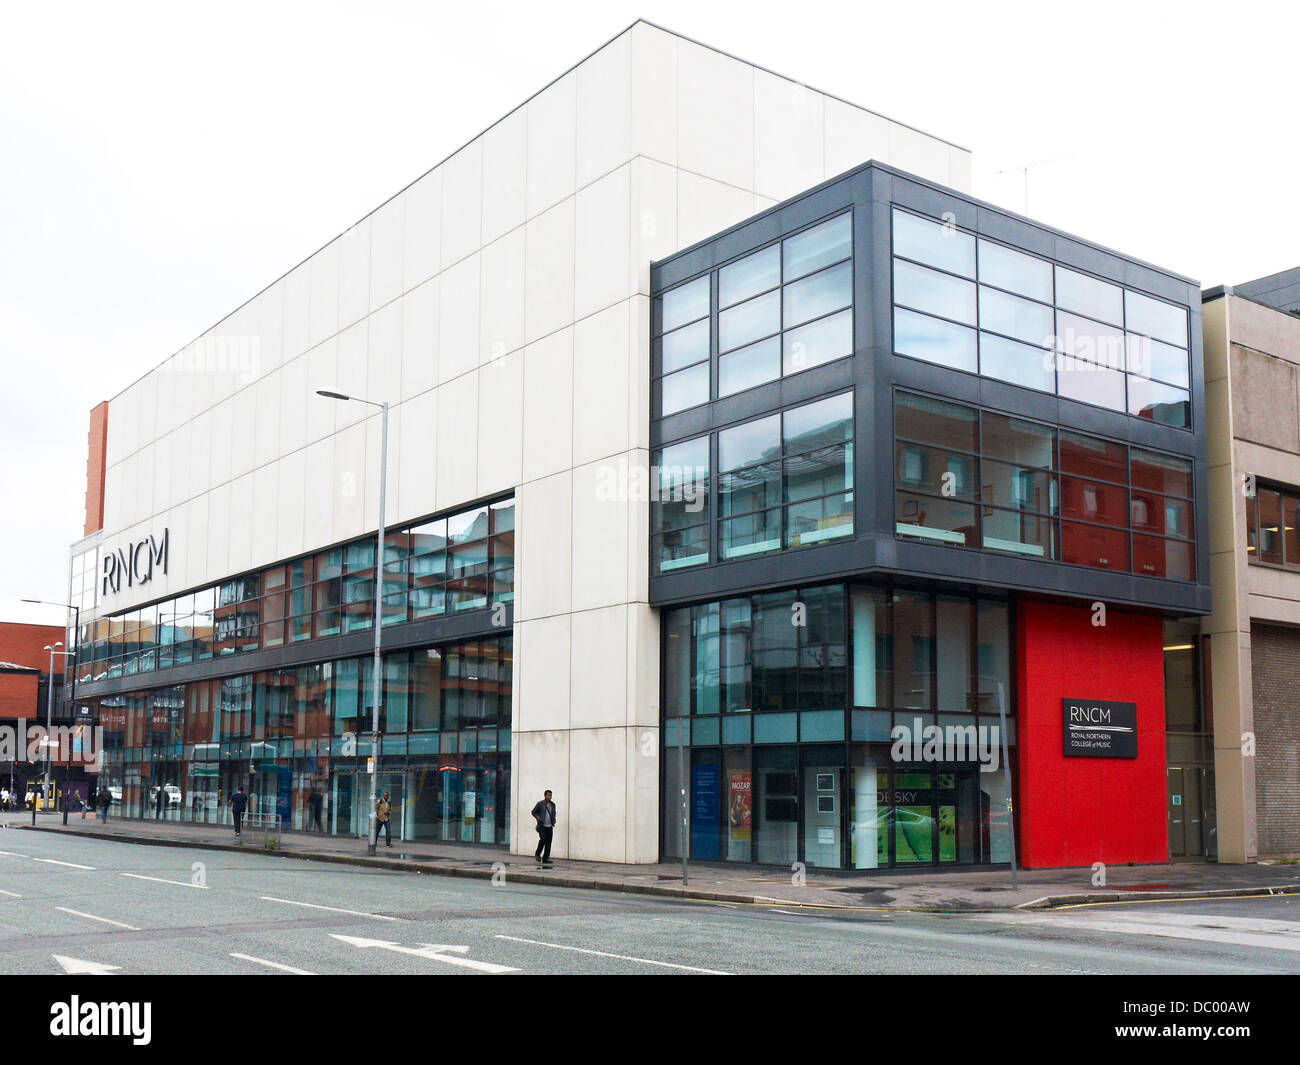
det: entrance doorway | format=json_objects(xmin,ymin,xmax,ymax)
[{"xmin": 1167, "ymin": 765, "xmax": 1213, "ymax": 858}]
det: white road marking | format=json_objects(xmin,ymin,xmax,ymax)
[
  {"xmin": 260, "ymin": 896, "xmax": 399, "ymax": 921},
  {"xmin": 0, "ymin": 850, "xmax": 30, "ymax": 858},
  {"xmin": 0, "ymin": 888, "xmax": 22, "ymax": 898},
  {"xmin": 53, "ymin": 954, "xmax": 120, "ymax": 975},
  {"xmin": 230, "ymin": 953, "xmax": 316, "ymax": 975},
  {"xmin": 32, "ymin": 858, "xmax": 95, "ymax": 870},
  {"xmin": 985, "ymin": 911, "xmax": 1300, "ymax": 953},
  {"xmin": 331, "ymin": 934, "xmax": 519, "ymax": 974},
  {"xmin": 55, "ymin": 907, "xmax": 139, "ymax": 931},
  {"xmin": 494, "ymin": 934, "xmax": 731, "ymax": 974},
  {"xmin": 121, "ymin": 872, "xmax": 208, "ymax": 889}
]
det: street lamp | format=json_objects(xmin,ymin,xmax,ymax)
[
  {"xmin": 24, "ymin": 597, "xmax": 81, "ymax": 825},
  {"xmin": 316, "ymin": 388, "xmax": 389, "ymax": 856},
  {"xmin": 41, "ymin": 644, "xmax": 74, "ymax": 816}
]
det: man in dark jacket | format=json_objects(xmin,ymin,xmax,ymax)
[
  {"xmin": 97, "ymin": 785, "xmax": 111, "ymax": 823},
  {"xmin": 531, "ymin": 790, "xmax": 557, "ymax": 867},
  {"xmin": 230, "ymin": 786, "xmax": 248, "ymax": 840}
]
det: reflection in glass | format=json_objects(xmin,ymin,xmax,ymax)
[
  {"xmin": 661, "ymin": 276, "xmax": 709, "ymax": 332},
  {"xmin": 978, "ymin": 238, "xmax": 1053, "ymax": 302},
  {"xmin": 894, "ymin": 259, "xmax": 976, "ymax": 325},
  {"xmin": 783, "ymin": 309, "xmax": 852, "ymax": 375},
  {"xmin": 719, "ymin": 290, "xmax": 779, "ymax": 353},
  {"xmin": 720, "ymin": 244, "xmax": 780, "ymax": 307},
  {"xmin": 783, "ymin": 261, "xmax": 852, "ymax": 328},
  {"xmin": 1055, "ymin": 266, "xmax": 1123, "ymax": 325},
  {"xmin": 661, "ymin": 362, "xmax": 709, "ymax": 415},
  {"xmin": 1125, "ymin": 290, "xmax": 1187, "ymax": 347},
  {"xmin": 979, "ymin": 332, "xmax": 1054, "ymax": 393},
  {"xmin": 719, "ymin": 337, "xmax": 780, "ymax": 396},
  {"xmin": 784, "ymin": 214, "xmax": 851, "ymax": 281},
  {"xmin": 892, "ymin": 208, "xmax": 975, "ymax": 278},
  {"xmin": 894, "ymin": 307, "xmax": 977, "ymax": 372},
  {"xmin": 661, "ymin": 318, "xmax": 709, "ymax": 374}
]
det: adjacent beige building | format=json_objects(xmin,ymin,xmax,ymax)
[{"xmin": 1202, "ymin": 281, "xmax": 1300, "ymax": 861}]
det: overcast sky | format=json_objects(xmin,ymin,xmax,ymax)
[{"xmin": 2, "ymin": 0, "xmax": 1296, "ymax": 631}]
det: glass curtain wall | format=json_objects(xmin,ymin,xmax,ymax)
[
  {"xmin": 663, "ymin": 581, "xmax": 1016, "ymax": 869},
  {"xmin": 80, "ymin": 634, "xmax": 512, "ymax": 847}
]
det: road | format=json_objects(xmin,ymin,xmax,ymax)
[{"xmin": 0, "ymin": 828, "xmax": 1297, "ymax": 975}]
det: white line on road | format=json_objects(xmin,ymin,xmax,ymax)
[
  {"xmin": 32, "ymin": 858, "xmax": 95, "ymax": 870},
  {"xmin": 230, "ymin": 953, "xmax": 316, "ymax": 975},
  {"xmin": 0, "ymin": 888, "xmax": 22, "ymax": 898},
  {"xmin": 330, "ymin": 934, "xmax": 519, "ymax": 974},
  {"xmin": 121, "ymin": 872, "xmax": 208, "ymax": 889},
  {"xmin": 260, "ymin": 896, "xmax": 399, "ymax": 921},
  {"xmin": 0, "ymin": 850, "xmax": 30, "ymax": 858},
  {"xmin": 55, "ymin": 906, "xmax": 140, "ymax": 931},
  {"xmin": 494, "ymin": 934, "xmax": 731, "ymax": 974},
  {"xmin": 53, "ymin": 954, "xmax": 120, "ymax": 975}
]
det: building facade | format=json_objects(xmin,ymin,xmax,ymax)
[
  {"xmin": 0, "ymin": 621, "xmax": 71, "ymax": 804},
  {"xmin": 64, "ymin": 21, "xmax": 974, "ymax": 861},
  {"xmin": 651, "ymin": 164, "xmax": 1209, "ymax": 869},
  {"xmin": 1202, "ymin": 281, "xmax": 1300, "ymax": 861}
]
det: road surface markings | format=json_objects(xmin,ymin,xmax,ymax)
[
  {"xmin": 494, "ymin": 934, "xmax": 731, "ymax": 974},
  {"xmin": 331, "ymin": 934, "xmax": 519, "ymax": 974},
  {"xmin": 121, "ymin": 872, "xmax": 208, "ymax": 889},
  {"xmin": 53, "ymin": 954, "xmax": 120, "ymax": 975},
  {"xmin": 230, "ymin": 953, "xmax": 316, "ymax": 975},
  {"xmin": 985, "ymin": 911, "xmax": 1300, "ymax": 953},
  {"xmin": 0, "ymin": 888, "xmax": 22, "ymax": 898},
  {"xmin": 32, "ymin": 858, "xmax": 95, "ymax": 870},
  {"xmin": 0, "ymin": 850, "xmax": 30, "ymax": 858},
  {"xmin": 260, "ymin": 896, "xmax": 400, "ymax": 922},
  {"xmin": 55, "ymin": 907, "xmax": 140, "ymax": 931}
]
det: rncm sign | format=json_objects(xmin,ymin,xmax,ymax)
[{"xmin": 102, "ymin": 529, "xmax": 169, "ymax": 597}]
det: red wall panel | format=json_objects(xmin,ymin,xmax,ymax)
[{"xmin": 1016, "ymin": 600, "xmax": 1166, "ymax": 868}]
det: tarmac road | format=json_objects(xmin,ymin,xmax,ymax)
[{"xmin": 1, "ymin": 828, "xmax": 1297, "ymax": 975}]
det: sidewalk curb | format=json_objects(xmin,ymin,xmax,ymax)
[
  {"xmin": 16, "ymin": 824, "xmax": 803, "ymax": 909},
  {"xmin": 1016, "ymin": 885, "xmax": 1300, "ymax": 910}
]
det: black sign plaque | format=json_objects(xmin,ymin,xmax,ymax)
[{"xmin": 1062, "ymin": 698, "xmax": 1137, "ymax": 758}]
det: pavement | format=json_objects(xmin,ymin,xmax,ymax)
[{"xmin": 7, "ymin": 810, "xmax": 1300, "ymax": 912}]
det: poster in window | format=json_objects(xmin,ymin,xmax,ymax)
[{"xmin": 728, "ymin": 772, "xmax": 752, "ymax": 843}]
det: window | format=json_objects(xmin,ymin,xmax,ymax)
[
  {"xmin": 1244, "ymin": 482, "xmax": 1300, "ymax": 572},
  {"xmin": 713, "ymin": 393, "xmax": 854, "ymax": 562},
  {"xmin": 719, "ymin": 414, "xmax": 782, "ymax": 560},
  {"xmin": 653, "ymin": 436, "xmax": 710, "ymax": 572},
  {"xmin": 891, "ymin": 207, "xmax": 1192, "ymax": 428},
  {"xmin": 656, "ymin": 276, "xmax": 710, "ymax": 415},
  {"xmin": 893, "ymin": 390, "xmax": 1195, "ymax": 580},
  {"xmin": 656, "ymin": 212, "xmax": 854, "ymax": 408},
  {"xmin": 86, "ymin": 498, "xmax": 514, "ymax": 674}
]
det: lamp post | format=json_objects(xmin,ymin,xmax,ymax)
[
  {"xmin": 41, "ymin": 643, "xmax": 61, "ymax": 810},
  {"xmin": 24, "ymin": 598, "xmax": 81, "ymax": 825},
  {"xmin": 316, "ymin": 389, "xmax": 389, "ymax": 856}
]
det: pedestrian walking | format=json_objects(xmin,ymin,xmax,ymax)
[
  {"xmin": 532, "ymin": 790, "xmax": 557, "ymax": 867},
  {"xmin": 154, "ymin": 786, "xmax": 165, "ymax": 820},
  {"xmin": 25, "ymin": 787, "xmax": 35, "ymax": 812},
  {"xmin": 230, "ymin": 785, "xmax": 248, "ymax": 840},
  {"xmin": 97, "ymin": 784, "xmax": 111, "ymax": 823},
  {"xmin": 374, "ymin": 791, "xmax": 393, "ymax": 847},
  {"xmin": 309, "ymin": 785, "xmax": 324, "ymax": 832}
]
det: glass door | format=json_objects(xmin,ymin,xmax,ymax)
[{"xmin": 1167, "ymin": 766, "xmax": 1186, "ymax": 857}]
